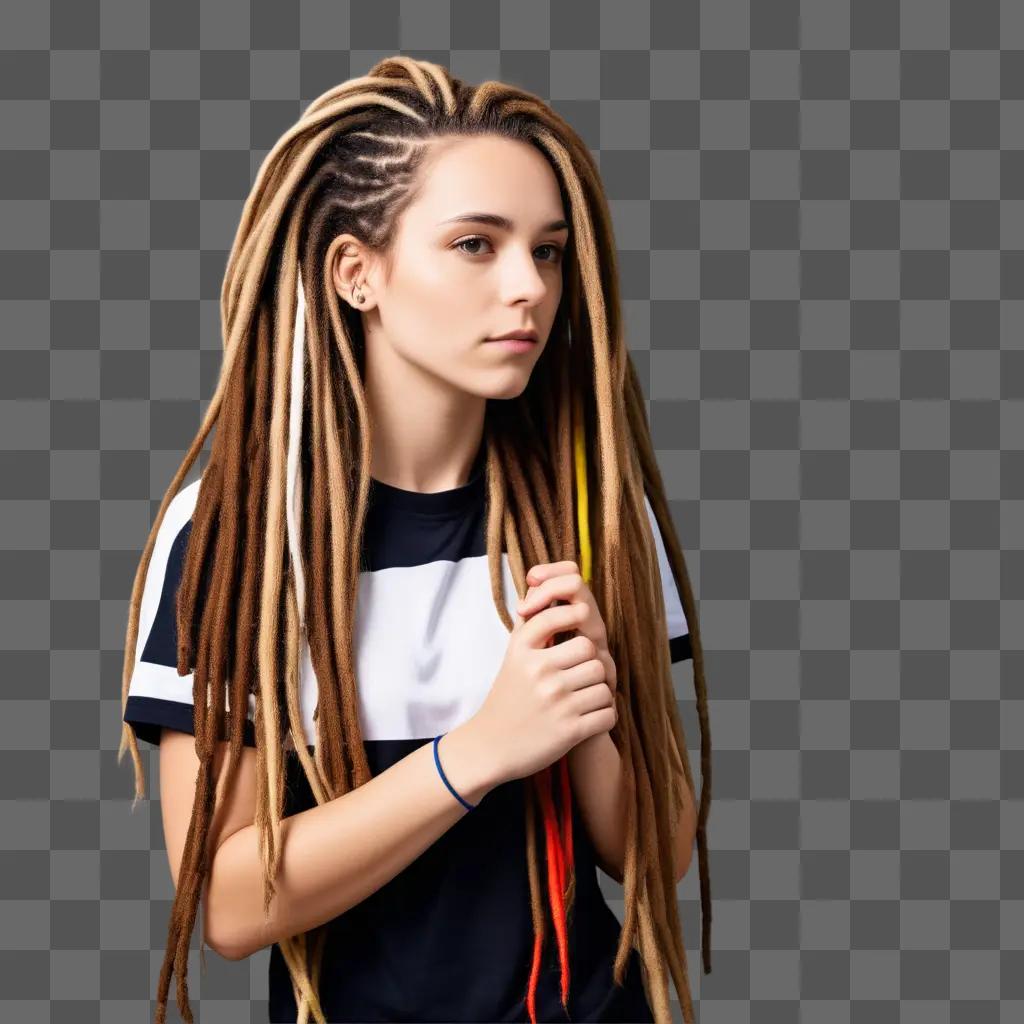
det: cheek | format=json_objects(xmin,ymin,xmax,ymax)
[
  {"xmin": 543, "ymin": 278, "xmax": 564, "ymax": 329},
  {"xmin": 383, "ymin": 257, "xmax": 473, "ymax": 334},
  {"xmin": 380, "ymin": 280, "xmax": 482, "ymax": 367}
]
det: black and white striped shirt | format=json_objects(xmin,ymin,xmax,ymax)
[{"xmin": 124, "ymin": 440, "xmax": 690, "ymax": 1022}]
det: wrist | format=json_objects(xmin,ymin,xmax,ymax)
[{"xmin": 435, "ymin": 719, "xmax": 503, "ymax": 805}]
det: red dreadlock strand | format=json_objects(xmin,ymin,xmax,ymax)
[
  {"xmin": 525, "ymin": 395, "xmax": 595, "ymax": 1023},
  {"xmin": 558, "ymin": 755, "xmax": 575, "ymax": 878},
  {"xmin": 525, "ymin": 761, "xmax": 572, "ymax": 1024},
  {"xmin": 546, "ymin": 778, "xmax": 570, "ymax": 1012}
]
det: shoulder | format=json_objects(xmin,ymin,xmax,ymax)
[
  {"xmin": 135, "ymin": 478, "xmax": 205, "ymax": 655},
  {"xmin": 151, "ymin": 478, "xmax": 205, "ymax": 572},
  {"xmin": 640, "ymin": 488, "xmax": 692, "ymax": 661},
  {"xmin": 164, "ymin": 478, "xmax": 203, "ymax": 542}
]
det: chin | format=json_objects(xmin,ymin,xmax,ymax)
[{"xmin": 483, "ymin": 373, "xmax": 534, "ymax": 401}]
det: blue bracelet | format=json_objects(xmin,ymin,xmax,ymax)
[{"xmin": 433, "ymin": 734, "xmax": 477, "ymax": 811}]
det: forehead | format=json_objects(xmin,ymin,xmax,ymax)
[{"xmin": 404, "ymin": 135, "xmax": 566, "ymax": 226}]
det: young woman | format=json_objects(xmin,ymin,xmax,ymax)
[{"xmin": 119, "ymin": 56, "xmax": 712, "ymax": 1024}]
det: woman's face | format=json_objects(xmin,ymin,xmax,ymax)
[{"xmin": 346, "ymin": 134, "xmax": 571, "ymax": 400}]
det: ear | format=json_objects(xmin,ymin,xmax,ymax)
[{"xmin": 327, "ymin": 234, "xmax": 378, "ymax": 311}]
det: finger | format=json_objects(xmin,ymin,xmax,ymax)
[
  {"xmin": 513, "ymin": 592, "xmax": 560, "ymax": 629},
  {"xmin": 522, "ymin": 599, "xmax": 587, "ymax": 650},
  {"xmin": 517, "ymin": 572, "xmax": 583, "ymax": 617},
  {"xmin": 568, "ymin": 676, "xmax": 614, "ymax": 715},
  {"xmin": 542, "ymin": 633, "xmax": 598, "ymax": 672},
  {"xmin": 526, "ymin": 560, "xmax": 579, "ymax": 586},
  {"xmin": 598, "ymin": 649, "xmax": 617, "ymax": 693}
]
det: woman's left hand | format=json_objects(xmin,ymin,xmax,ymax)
[{"xmin": 515, "ymin": 561, "xmax": 618, "ymax": 701}]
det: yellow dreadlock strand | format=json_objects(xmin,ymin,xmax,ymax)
[{"xmin": 573, "ymin": 389, "xmax": 592, "ymax": 585}]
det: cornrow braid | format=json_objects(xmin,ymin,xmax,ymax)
[{"xmin": 118, "ymin": 55, "xmax": 712, "ymax": 1024}]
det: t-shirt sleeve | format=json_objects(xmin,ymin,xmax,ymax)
[
  {"xmin": 643, "ymin": 491, "xmax": 692, "ymax": 664},
  {"xmin": 122, "ymin": 486, "xmax": 257, "ymax": 748}
]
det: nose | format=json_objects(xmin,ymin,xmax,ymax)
[{"xmin": 500, "ymin": 248, "xmax": 551, "ymax": 306}]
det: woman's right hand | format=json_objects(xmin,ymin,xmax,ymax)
[{"xmin": 469, "ymin": 598, "xmax": 618, "ymax": 785}]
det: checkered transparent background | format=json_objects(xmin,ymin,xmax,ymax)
[{"xmin": 1, "ymin": 0, "xmax": 1023, "ymax": 1021}]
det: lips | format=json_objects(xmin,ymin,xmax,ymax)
[{"xmin": 487, "ymin": 331, "xmax": 538, "ymax": 343}]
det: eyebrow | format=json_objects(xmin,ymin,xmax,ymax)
[{"xmin": 438, "ymin": 212, "xmax": 571, "ymax": 234}]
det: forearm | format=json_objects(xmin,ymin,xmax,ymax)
[
  {"xmin": 204, "ymin": 720, "xmax": 500, "ymax": 961},
  {"xmin": 568, "ymin": 731, "xmax": 696, "ymax": 884},
  {"xmin": 567, "ymin": 732, "xmax": 627, "ymax": 881}
]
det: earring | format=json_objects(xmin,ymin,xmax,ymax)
[{"xmin": 352, "ymin": 283, "xmax": 365, "ymax": 305}]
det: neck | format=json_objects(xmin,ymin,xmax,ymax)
[{"xmin": 363, "ymin": 338, "xmax": 486, "ymax": 494}]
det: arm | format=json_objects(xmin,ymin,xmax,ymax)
[
  {"xmin": 516, "ymin": 562, "xmax": 698, "ymax": 887},
  {"xmin": 204, "ymin": 719, "xmax": 501, "ymax": 961},
  {"xmin": 567, "ymin": 731, "xmax": 696, "ymax": 886}
]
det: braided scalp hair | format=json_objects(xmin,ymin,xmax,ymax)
[{"xmin": 118, "ymin": 56, "xmax": 712, "ymax": 1024}]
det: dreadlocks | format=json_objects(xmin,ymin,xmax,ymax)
[{"xmin": 118, "ymin": 55, "xmax": 712, "ymax": 1024}]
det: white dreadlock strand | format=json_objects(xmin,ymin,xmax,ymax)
[{"xmin": 286, "ymin": 269, "xmax": 308, "ymax": 635}]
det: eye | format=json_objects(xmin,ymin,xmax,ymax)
[
  {"xmin": 452, "ymin": 236, "xmax": 564, "ymax": 264},
  {"xmin": 453, "ymin": 236, "xmax": 492, "ymax": 256},
  {"xmin": 535, "ymin": 243, "xmax": 565, "ymax": 264}
]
